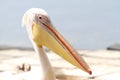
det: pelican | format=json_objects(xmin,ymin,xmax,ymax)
[{"xmin": 22, "ymin": 8, "xmax": 92, "ymax": 80}]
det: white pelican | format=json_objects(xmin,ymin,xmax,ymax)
[{"xmin": 22, "ymin": 8, "xmax": 92, "ymax": 80}]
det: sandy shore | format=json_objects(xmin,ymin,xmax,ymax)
[{"xmin": 0, "ymin": 49, "xmax": 120, "ymax": 80}]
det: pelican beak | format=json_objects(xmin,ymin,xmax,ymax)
[{"xmin": 32, "ymin": 23, "xmax": 92, "ymax": 75}]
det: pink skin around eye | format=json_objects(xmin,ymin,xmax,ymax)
[
  {"xmin": 40, "ymin": 16, "xmax": 49, "ymax": 23},
  {"xmin": 35, "ymin": 14, "xmax": 50, "ymax": 24}
]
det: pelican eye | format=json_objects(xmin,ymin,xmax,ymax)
[{"xmin": 39, "ymin": 16, "xmax": 42, "ymax": 19}]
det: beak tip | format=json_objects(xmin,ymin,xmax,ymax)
[{"xmin": 89, "ymin": 70, "xmax": 92, "ymax": 75}]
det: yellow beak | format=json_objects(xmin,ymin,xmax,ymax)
[{"xmin": 32, "ymin": 23, "xmax": 92, "ymax": 75}]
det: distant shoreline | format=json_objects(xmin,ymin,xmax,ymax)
[
  {"xmin": 0, "ymin": 45, "xmax": 50, "ymax": 52},
  {"xmin": 1, "ymin": 43, "xmax": 120, "ymax": 51},
  {"xmin": 0, "ymin": 45, "xmax": 34, "ymax": 51}
]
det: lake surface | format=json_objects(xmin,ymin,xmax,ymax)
[{"xmin": 0, "ymin": 0, "xmax": 120, "ymax": 50}]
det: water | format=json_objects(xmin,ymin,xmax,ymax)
[{"xmin": 0, "ymin": 0, "xmax": 120, "ymax": 50}]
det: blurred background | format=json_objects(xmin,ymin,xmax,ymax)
[{"xmin": 0, "ymin": 0, "xmax": 120, "ymax": 50}]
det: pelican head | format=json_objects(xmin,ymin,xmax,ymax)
[
  {"xmin": 22, "ymin": 8, "xmax": 92, "ymax": 76},
  {"xmin": 22, "ymin": 8, "xmax": 50, "ymax": 38}
]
